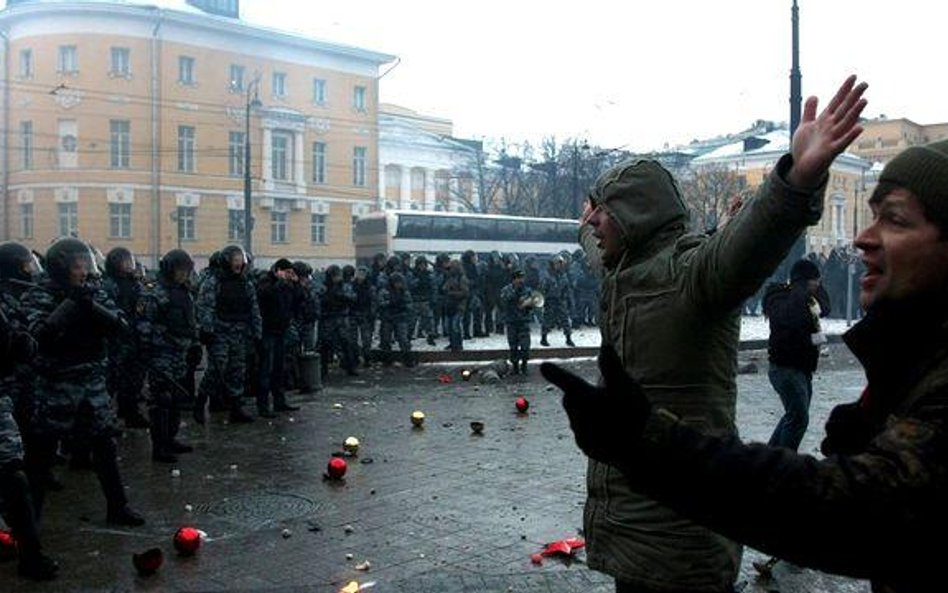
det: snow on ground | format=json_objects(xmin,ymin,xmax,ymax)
[{"xmin": 412, "ymin": 315, "xmax": 858, "ymax": 352}]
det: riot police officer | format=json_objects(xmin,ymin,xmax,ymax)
[{"xmin": 21, "ymin": 238, "xmax": 145, "ymax": 527}]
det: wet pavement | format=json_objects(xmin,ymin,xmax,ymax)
[{"xmin": 3, "ymin": 344, "xmax": 871, "ymax": 593}]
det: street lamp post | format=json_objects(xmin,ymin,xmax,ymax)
[
  {"xmin": 243, "ymin": 78, "xmax": 262, "ymax": 255},
  {"xmin": 571, "ymin": 140, "xmax": 589, "ymax": 218}
]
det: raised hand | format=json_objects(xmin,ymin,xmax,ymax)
[
  {"xmin": 541, "ymin": 344, "xmax": 650, "ymax": 464},
  {"xmin": 788, "ymin": 75, "xmax": 868, "ymax": 188}
]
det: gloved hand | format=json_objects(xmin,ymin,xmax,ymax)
[
  {"xmin": 9, "ymin": 330, "xmax": 37, "ymax": 362},
  {"xmin": 66, "ymin": 284, "xmax": 96, "ymax": 309},
  {"xmin": 541, "ymin": 345, "xmax": 651, "ymax": 465},
  {"xmin": 199, "ymin": 330, "xmax": 216, "ymax": 346}
]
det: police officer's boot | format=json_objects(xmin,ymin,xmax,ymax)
[
  {"xmin": 148, "ymin": 409, "xmax": 177, "ymax": 463},
  {"xmin": 509, "ymin": 356, "xmax": 519, "ymax": 375},
  {"xmin": 520, "ymin": 359, "xmax": 528, "ymax": 375},
  {"xmin": 228, "ymin": 399, "xmax": 254, "ymax": 424},
  {"xmin": 91, "ymin": 438, "xmax": 145, "ymax": 527},
  {"xmin": 23, "ymin": 437, "xmax": 59, "ymax": 522},
  {"xmin": 403, "ymin": 351, "xmax": 417, "ymax": 368},
  {"xmin": 540, "ymin": 333, "xmax": 550, "ymax": 347},
  {"xmin": 0, "ymin": 465, "xmax": 59, "ymax": 580},
  {"xmin": 565, "ymin": 333, "xmax": 576, "ymax": 347},
  {"xmin": 167, "ymin": 408, "xmax": 193, "ymax": 454}
]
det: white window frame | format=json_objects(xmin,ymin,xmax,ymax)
[
  {"xmin": 272, "ymin": 71, "xmax": 287, "ymax": 98},
  {"xmin": 110, "ymin": 47, "xmax": 131, "ymax": 77},
  {"xmin": 229, "ymin": 64, "xmax": 245, "ymax": 91},
  {"xmin": 228, "ymin": 209, "xmax": 244, "ymax": 241},
  {"xmin": 313, "ymin": 78, "xmax": 327, "ymax": 105},
  {"xmin": 353, "ymin": 85, "xmax": 366, "ymax": 112},
  {"xmin": 110, "ymin": 120, "xmax": 130, "ymax": 168},
  {"xmin": 352, "ymin": 146, "xmax": 367, "ymax": 186},
  {"xmin": 19, "ymin": 203, "xmax": 33, "ymax": 239},
  {"xmin": 58, "ymin": 202, "xmax": 78, "ymax": 237},
  {"xmin": 19, "ymin": 49, "xmax": 33, "ymax": 79},
  {"xmin": 57, "ymin": 45, "xmax": 78, "ymax": 74},
  {"xmin": 177, "ymin": 126, "xmax": 195, "ymax": 172},
  {"xmin": 177, "ymin": 206, "xmax": 196, "ymax": 241},
  {"xmin": 20, "ymin": 121, "xmax": 32, "ymax": 170},
  {"xmin": 271, "ymin": 209, "xmax": 288, "ymax": 243},
  {"xmin": 229, "ymin": 131, "xmax": 245, "ymax": 177},
  {"xmin": 310, "ymin": 213, "xmax": 327, "ymax": 244},
  {"xmin": 109, "ymin": 202, "xmax": 132, "ymax": 239},
  {"xmin": 178, "ymin": 55, "xmax": 195, "ymax": 85},
  {"xmin": 271, "ymin": 131, "xmax": 293, "ymax": 181},
  {"xmin": 312, "ymin": 141, "xmax": 326, "ymax": 184}
]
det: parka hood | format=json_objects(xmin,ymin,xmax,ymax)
[{"xmin": 589, "ymin": 159, "xmax": 689, "ymax": 264}]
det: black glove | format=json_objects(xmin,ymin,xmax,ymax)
[
  {"xmin": 541, "ymin": 345, "xmax": 651, "ymax": 465},
  {"xmin": 9, "ymin": 331, "xmax": 36, "ymax": 362},
  {"xmin": 66, "ymin": 284, "xmax": 96, "ymax": 309},
  {"xmin": 199, "ymin": 330, "xmax": 216, "ymax": 346},
  {"xmin": 186, "ymin": 344, "xmax": 204, "ymax": 367}
]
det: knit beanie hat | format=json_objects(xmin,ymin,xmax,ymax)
[
  {"xmin": 871, "ymin": 139, "xmax": 948, "ymax": 232},
  {"xmin": 790, "ymin": 259, "xmax": 820, "ymax": 283},
  {"xmin": 273, "ymin": 258, "xmax": 293, "ymax": 271}
]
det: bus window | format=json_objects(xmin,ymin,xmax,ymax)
[
  {"xmin": 430, "ymin": 216, "xmax": 463, "ymax": 239},
  {"xmin": 397, "ymin": 215, "xmax": 431, "ymax": 238},
  {"xmin": 356, "ymin": 217, "xmax": 388, "ymax": 236},
  {"xmin": 554, "ymin": 222, "xmax": 578, "ymax": 241},
  {"xmin": 463, "ymin": 217, "xmax": 496, "ymax": 240},
  {"xmin": 496, "ymin": 219, "xmax": 526, "ymax": 240},
  {"xmin": 526, "ymin": 220, "xmax": 557, "ymax": 241}
]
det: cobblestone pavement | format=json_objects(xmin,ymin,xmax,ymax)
[{"xmin": 2, "ymin": 344, "xmax": 871, "ymax": 593}]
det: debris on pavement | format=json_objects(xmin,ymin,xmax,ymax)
[
  {"xmin": 132, "ymin": 547, "xmax": 163, "ymax": 576},
  {"xmin": 437, "ymin": 373, "xmax": 453, "ymax": 384},
  {"xmin": 515, "ymin": 397, "xmax": 529, "ymax": 413},
  {"xmin": 410, "ymin": 410, "xmax": 425, "ymax": 427},
  {"xmin": 530, "ymin": 537, "xmax": 585, "ymax": 565},
  {"xmin": 470, "ymin": 421, "xmax": 485, "ymax": 435},
  {"xmin": 173, "ymin": 526, "xmax": 202, "ymax": 556},
  {"xmin": 354, "ymin": 559, "xmax": 371, "ymax": 571},
  {"xmin": 326, "ymin": 457, "xmax": 348, "ymax": 480}
]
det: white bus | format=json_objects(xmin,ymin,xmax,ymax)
[{"xmin": 354, "ymin": 210, "xmax": 579, "ymax": 262}]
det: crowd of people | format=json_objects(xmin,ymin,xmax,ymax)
[{"xmin": 0, "ymin": 235, "xmax": 604, "ymax": 581}]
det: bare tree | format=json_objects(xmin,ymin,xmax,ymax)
[{"xmin": 678, "ymin": 164, "xmax": 745, "ymax": 233}]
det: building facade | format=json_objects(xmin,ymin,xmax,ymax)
[
  {"xmin": 378, "ymin": 104, "xmax": 481, "ymax": 212},
  {"xmin": 0, "ymin": 0, "xmax": 394, "ymax": 268},
  {"xmin": 850, "ymin": 117, "xmax": 948, "ymax": 164},
  {"xmin": 690, "ymin": 129, "xmax": 872, "ymax": 255}
]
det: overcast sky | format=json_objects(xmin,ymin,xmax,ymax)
[
  {"xmin": 4, "ymin": 0, "xmax": 943, "ymax": 152},
  {"xmin": 238, "ymin": 0, "xmax": 943, "ymax": 152}
]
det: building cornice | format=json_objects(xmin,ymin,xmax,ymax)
[{"xmin": 0, "ymin": 1, "xmax": 396, "ymax": 67}]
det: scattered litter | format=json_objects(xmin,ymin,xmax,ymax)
[
  {"xmin": 441, "ymin": 422, "xmax": 453, "ymax": 428},
  {"xmin": 515, "ymin": 397, "xmax": 530, "ymax": 413},
  {"xmin": 343, "ymin": 437, "xmax": 360, "ymax": 455},
  {"xmin": 470, "ymin": 421, "xmax": 485, "ymax": 435},
  {"xmin": 343, "ymin": 524, "xmax": 354, "ymax": 534},
  {"xmin": 184, "ymin": 504, "xmax": 193, "ymax": 513},
  {"xmin": 345, "ymin": 553, "xmax": 354, "ymax": 560},
  {"xmin": 359, "ymin": 457, "xmax": 374, "ymax": 464},
  {"xmin": 204, "ymin": 474, "xmax": 214, "ymax": 480},
  {"xmin": 229, "ymin": 464, "xmax": 238, "ymax": 471},
  {"xmin": 479, "ymin": 369, "xmax": 501, "ymax": 383},
  {"xmin": 354, "ymin": 560, "xmax": 371, "ymax": 571},
  {"xmin": 411, "ymin": 411, "xmax": 426, "ymax": 427},
  {"xmin": 332, "ymin": 403, "xmax": 344, "ymax": 409},
  {"xmin": 461, "ymin": 369, "xmax": 473, "ymax": 381},
  {"xmin": 289, "ymin": 417, "xmax": 296, "ymax": 423},
  {"xmin": 437, "ymin": 374, "xmax": 453, "ymax": 384},
  {"xmin": 281, "ymin": 529, "xmax": 292, "ymax": 539},
  {"xmin": 339, "ymin": 581, "xmax": 376, "ymax": 593},
  {"xmin": 530, "ymin": 537, "xmax": 585, "ymax": 565},
  {"xmin": 173, "ymin": 526, "xmax": 202, "ymax": 556},
  {"xmin": 132, "ymin": 547, "xmax": 163, "ymax": 576},
  {"xmin": 170, "ymin": 468, "xmax": 181, "ymax": 478},
  {"xmin": 306, "ymin": 520, "xmax": 322, "ymax": 533},
  {"xmin": 326, "ymin": 457, "xmax": 347, "ymax": 480}
]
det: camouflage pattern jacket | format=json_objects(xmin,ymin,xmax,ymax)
[
  {"xmin": 196, "ymin": 271, "xmax": 262, "ymax": 339},
  {"xmin": 623, "ymin": 296, "xmax": 948, "ymax": 593}
]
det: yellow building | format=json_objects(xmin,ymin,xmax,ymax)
[
  {"xmin": 851, "ymin": 117, "xmax": 948, "ymax": 164},
  {"xmin": 0, "ymin": 0, "xmax": 395, "ymax": 268},
  {"xmin": 691, "ymin": 129, "xmax": 872, "ymax": 255}
]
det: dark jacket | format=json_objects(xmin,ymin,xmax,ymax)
[
  {"xmin": 579, "ymin": 154, "xmax": 826, "ymax": 589},
  {"xmin": 763, "ymin": 281, "xmax": 831, "ymax": 373},
  {"xmin": 256, "ymin": 273, "xmax": 296, "ymax": 336},
  {"xmin": 627, "ymin": 296, "xmax": 948, "ymax": 593}
]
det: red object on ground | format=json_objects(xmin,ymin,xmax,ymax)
[
  {"xmin": 515, "ymin": 397, "xmax": 529, "ymax": 413},
  {"xmin": 437, "ymin": 374, "xmax": 453, "ymax": 384},
  {"xmin": 531, "ymin": 537, "xmax": 586, "ymax": 565},
  {"xmin": 132, "ymin": 547, "xmax": 164, "ymax": 575},
  {"xmin": 327, "ymin": 457, "xmax": 348, "ymax": 479},
  {"xmin": 0, "ymin": 530, "xmax": 16, "ymax": 560},
  {"xmin": 173, "ymin": 527, "xmax": 202, "ymax": 556}
]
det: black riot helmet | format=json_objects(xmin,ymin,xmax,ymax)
[
  {"xmin": 104, "ymin": 246, "xmax": 136, "ymax": 279},
  {"xmin": 342, "ymin": 264, "xmax": 355, "ymax": 281},
  {"xmin": 45, "ymin": 237, "xmax": 95, "ymax": 287},
  {"xmin": 0, "ymin": 241, "xmax": 41, "ymax": 283},
  {"xmin": 159, "ymin": 249, "xmax": 194, "ymax": 282},
  {"xmin": 220, "ymin": 244, "xmax": 248, "ymax": 275},
  {"xmin": 292, "ymin": 261, "xmax": 313, "ymax": 279}
]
